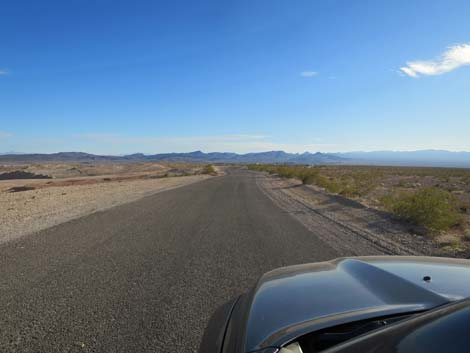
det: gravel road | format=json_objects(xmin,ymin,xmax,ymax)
[{"xmin": 1, "ymin": 169, "xmax": 350, "ymax": 352}]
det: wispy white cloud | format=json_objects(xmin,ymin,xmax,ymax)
[
  {"xmin": 300, "ymin": 71, "xmax": 318, "ymax": 77},
  {"xmin": 400, "ymin": 43, "xmax": 470, "ymax": 77},
  {"xmin": 0, "ymin": 69, "xmax": 10, "ymax": 76},
  {"xmin": 0, "ymin": 132, "xmax": 13, "ymax": 138}
]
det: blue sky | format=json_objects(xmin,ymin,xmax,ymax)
[{"xmin": 1, "ymin": 0, "xmax": 470, "ymax": 154}]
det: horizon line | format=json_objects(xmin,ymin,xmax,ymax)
[{"xmin": 2, "ymin": 149, "xmax": 470, "ymax": 156}]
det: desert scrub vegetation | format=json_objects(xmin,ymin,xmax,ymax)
[
  {"xmin": 248, "ymin": 164, "xmax": 381, "ymax": 197},
  {"xmin": 249, "ymin": 164, "xmax": 470, "ymax": 238},
  {"xmin": 463, "ymin": 229, "xmax": 470, "ymax": 242},
  {"xmin": 381, "ymin": 187, "xmax": 463, "ymax": 232},
  {"xmin": 201, "ymin": 164, "xmax": 216, "ymax": 175}
]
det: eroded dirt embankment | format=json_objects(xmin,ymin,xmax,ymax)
[
  {"xmin": 0, "ymin": 175, "xmax": 210, "ymax": 244},
  {"xmin": 255, "ymin": 172, "xmax": 468, "ymax": 258}
]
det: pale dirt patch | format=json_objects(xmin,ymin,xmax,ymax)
[{"xmin": 0, "ymin": 175, "xmax": 210, "ymax": 244}]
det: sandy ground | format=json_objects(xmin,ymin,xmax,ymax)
[
  {"xmin": 0, "ymin": 162, "xmax": 172, "ymax": 179},
  {"xmin": 256, "ymin": 172, "xmax": 469, "ymax": 259},
  {"xmin": 0, "ymin": 175, "xmax": 210, "ymax": 244}
]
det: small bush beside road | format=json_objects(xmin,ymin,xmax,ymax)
[
  {"xmin": 201, "ymin": 164, "xmax": 217, "ymax": 175},
  {"xmin": 463, "ymin": 229, "xmax": 470, "ymax": 242},
  {"xmin": 381, "ymin": 187, "xmax": 462, "ymax": 232}
]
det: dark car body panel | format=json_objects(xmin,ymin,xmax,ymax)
[{"xmin": 200, "ymin": 256, "xmax": 470, "ymax": 353}]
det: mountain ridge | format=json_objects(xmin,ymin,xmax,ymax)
[
  {"xmin": 0, "ymin": 151, "xmax": 346, "ymax": 164},
  {"xmin": 1, "ymin": 150, "xmax": 470, "ymax": 167}
]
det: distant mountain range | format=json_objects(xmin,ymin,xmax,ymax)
[
  {"xmin": 0, "ymin": 151, "xmax": 345, "ymax": 164},
  {"xmin": 1, "ymin": 150, "xmax": 470, "ymax": 168},
  {"xmin": 336, "ymin": 150, "xmax": 470, "ymax": 168}
]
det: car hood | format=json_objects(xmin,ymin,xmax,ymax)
[{"xmin": 244, "ymin": 256, "xmax": 470, "ymax": 352}]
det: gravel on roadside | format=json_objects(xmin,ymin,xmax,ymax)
[
  {"xmin": 0, "ymin": 175, "xmax": 210, "ymax": 244},
  {"xmin": 255, "ymin": 172, "xmax": 443, "ymax": 257}
]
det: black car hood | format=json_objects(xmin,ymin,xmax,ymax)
[{"xmin": 244, "ymin": 256, "xmax": 470, "ymax": 352}]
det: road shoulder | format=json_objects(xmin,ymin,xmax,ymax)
[
  {"xmin": 255, "ymin": 172, "xmax": 442, "ymax": 257},
  {"xmin": 0, "ymin": 174, "xmax": 211, "ymax": 244}
]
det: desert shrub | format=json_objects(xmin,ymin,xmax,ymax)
[
  {"xmin": 339, "ymin": 183, "xmax": 359, "ymax": 197},
  {"xmin": 459, "ymin": 202, "xmax": 470, "ymax": 214},
  {"xmin": 299, "ymin": 171, "xmax": 337, "ymax": 192},
  {"xmin": 382, "ymin": 187, "xmax": 462, "ymax": 232},
  {"xmin": 202, "ymin": 164, "xmax": 216, "ymax": 175},
  {"xmin": 275, "ymin": 166, "xmax": 296, "ymax": 178},
  {"xmin": 398, "ymin": 179, "xmax": 407, "ymax": 187},
  {"xmin": 301, "ymin": 173, "xmax": 317, "ymax": 185},
  {"xmin": 318, "ymin": 177, "xmax": 339, "ymax": 193},
  {"xmin": 463, "ymin": 229, "xmax": 470, "ymax": 242},
  {"xmin": 300, "ymin": 170, "xmax": 319, "ymax": 185},
  {"xmin": 249, "ymin": 165, "xmax": 310, "ymax": 181}
]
